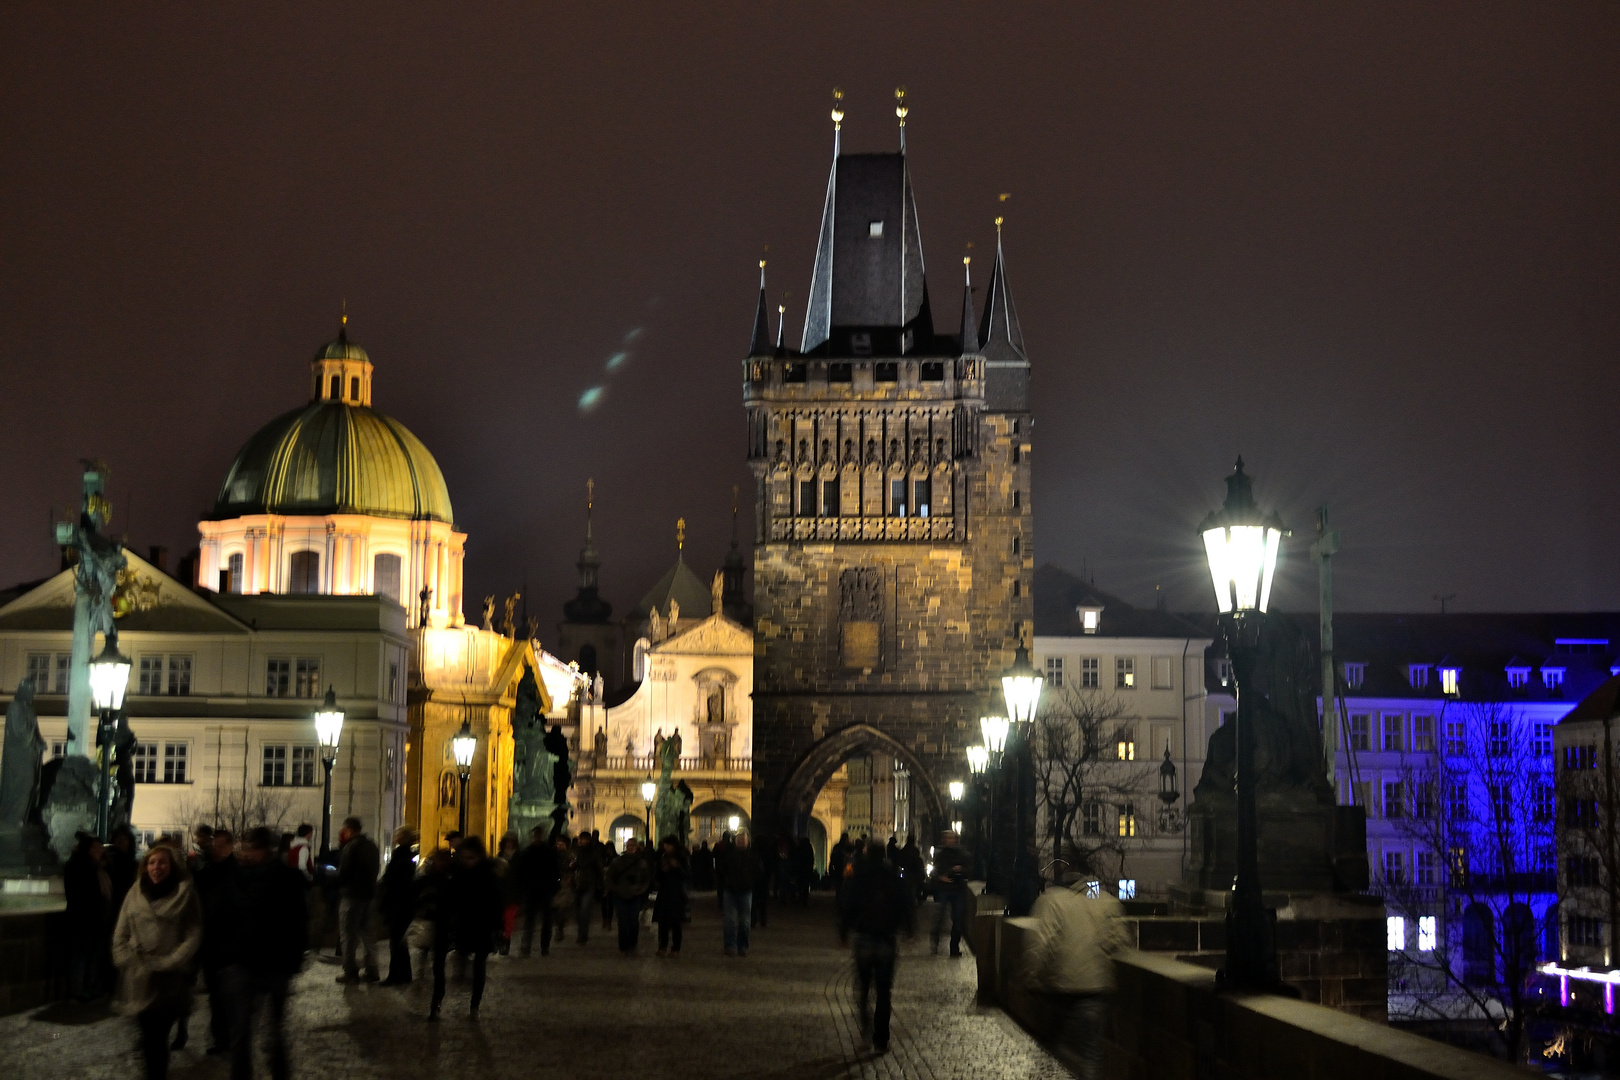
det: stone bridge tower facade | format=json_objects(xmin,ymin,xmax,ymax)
[{"xmin": 745, "ymin": 109, "xmax": 1034, "ymax": 844}]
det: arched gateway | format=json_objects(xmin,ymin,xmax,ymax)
[{"xmin": 743, "ymin": 103, "xmax": 1035, "ymax": 845}]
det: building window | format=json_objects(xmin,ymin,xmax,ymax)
[
  {"xmin": 1566, "ymin": 745, "xmax": 1597, "ymax": 770},
  {"xmin": 388, "ymin": 661, "xmax": 400, "ymax": 702},
  {"xmin": 167, "ymin": 656, "xmax": 192, "ymax": 696},
  {"xmin": 1543, "ymin": 667, "xmax": 1566, "ymax": 690},
  {"xmin": 1012, "ymin": 536, "xmax": 1020, "ymax": 554},
  {"xmin": 920, "ymin": 361, "xmax": 944, "ymax": 381},
  {"xmin": 288, "ymin": 550, "xmax": 320, "ymax": 594},
  {"xmin": 829, "ymin": 362, "xmax": 852, "ymax": 383},
  {"xmin": 874, "ymin": 361, "xmax": 897, "ymax": 382},
  {"xmin": 138, "ymin": 656, "xmax": 164, "ymax": 696},
  {"xmin": 349, "ymin": 376, "xmax": 360, "ymax": 400},
  {"xmin": 373, "ymin": 553, "xmax": 402, "ymax": 604},
  {"xmin": 1412, "ymin": 715, "xmax": 1435, "ymax": 753},
  {"xmin": 1387, "ymin": 915, "xmax": 1406, "ymax": 951},
  {"xmin": 226, "ymin": 552, "xmax": 244, "ymax": 593},
  {"xmin": 1117, "ymin": 803, "xmax": 1136, "ymax": 838},
  {"xmin": 1044, "ymin": 657, "xmax": 1064, "ymax": 688},
  {"xmin": 1572, "ymin": 916, "xmax": 1604, "ymax": 948},
  {"xmin": 132, "ymin": 743, "xmax": 160, "ymax": 783},
  {"xmin": 164, "ymin": 743, "xmax": 188, "ymax": 784},
  {"xmin": 262, "ymin": 744, "xmax": 315, "ymax": 787},
  {"xmin": 889, "ymin": 479, "xmax": 906, "ymax": 517},
  {"xmin": 1080, "ymin": 657, "xmax": 1099, "ymax": 688},
  {"xmin": 798, "ymin": 479, "xmax": 816, "ymax": 518},
  {"xmin": 1506, "ymin": 667, "xmax": 1529, "ymax": 689},
  {"xmin": 1116, "ymin": 657, "xmax": 1135, "ymax": 689},
  {"xmin": 1383, "ymin": 781, "xmax": 1404, "ymax": 819},
  {"xmin": 295, "ymin": 658, "xmax": 321, "ymax": 699},
  {"xmin": 1440, "ymin": 667, "xmax": 1460, "ymax": 696},
  {"xmin": 25, "ymin": 653, "xmax": 51, "ymax": 691},
  {"xmin": 329, "ymin": 374, "xmax": 341, "ymax": 399},
  {"xmin": 913, "ymin": 479, "xmax": 931, "ymax": 518},
  {"xmin": 1080, "ymin": 607, "xmax": 1102, "ymax": 634},
  {"xmin": 1416, "ymin": 851, "xmax": 1436, "ymax": 886},
  {"xmin": 1532, "ymin": 722, "xmax": 1552, "ymax": 757},
  {"xmin": 1569, "ymin": 855, "xmax": 1600, "ymax": 887},
  {"xmin": 266, "ymin": 658, "xmax": 320, "ymax": 698},
  {"xmin": 1012, "ymin": 490, "xmax": 1022, "ymax": 509},
  {"xmin": 1408, "ymin": 665, "xmax": 1430, "ymax": 689},
  {"xmin": 1117, "ymin": 879, "xmax": 1137, "ymax": 900},
  {"xmin": 868, "ymin": 220, "xmax": 884, "ymax": 237},
  {"xmin": 1383, "ymin": 715, "xmax": 1404, "ymax": 753},
  {"xmin": 1082, "ymin": 802, "xmax": 1102, "ymax": 836},
  {"xmin": 290, "ymin": 745, "xmax": 318, "ymax": 787},
  {"xmin": 1535, "ymin": 785, "xmax": 1554, "ymax": 823},
  {"xmin": 1343, "ymin": 662, "xmax": 1366, "ymax": 689},
  {"xmin": 1444, "ymin": 719, "xmax": 1465, "ymax": 757},
  {"xmin": 1488, "ymin": 719, "xmax": 1509, "ymax": 758},
  {"xmin": 1413, "ymin": 780, "xmax": 1435, "ymax": 819},
  {"xmin": 822, "ymin": 479, "xmax": 840, "ymax": 517},
  {"xmin": 1417, "ymin": 916, "xmax": 1438, "ymax": 952},
  {"xmin": 1447, "ymin": 782, "xmax": 1467, "ymax": 821},
  {"xmin": 1349, "ymin": 714, "xmax": 1370, "ymax": 752},
  {"xmin": 49, "ymin": 740, "xmax": 66, "ymax": 760},
  {"xmin": 262, "ymin": 744, "xmax": 286, "ymax": 786},
  {"xmin": 1488, "ymin": 784, "xmax": 1511, "ymax": 822},
  {"xmin": 1116, "ymin": 729, "xmax": 1136, "ymax": 761}
]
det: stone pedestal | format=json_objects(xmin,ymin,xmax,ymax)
[{"xmin": 1182, "ymin": 797, "xmax": 1367, "ymax": 894}]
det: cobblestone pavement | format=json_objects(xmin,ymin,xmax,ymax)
[{"xmin": 3, "ymin": 895, "xmax": 1070, "ymax": 1080}]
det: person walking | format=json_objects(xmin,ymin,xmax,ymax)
[
  {"xmin": 1026, "ymin": 876, "xmax": 1127, "ymax": 1080},
  {"xmin": 286, "ymin": 824, "xmax": 314, "ymax": 883},
  {"xmin": 596, "ymin": 831, "xmax": 616, "ymax": 930},
  {"xmin": 106, "ymin": 826, "xmax": 139, "ymax": 921},
  {"xmin": 516, "ymin": 827, "xmax": 560, "ymax": 956},
  {"xmin": 222, "ymin": 827, "xmax": 307, "ymax": 1080},
  {"xmin": 379, "ymin": 826, "xmax": 418, "ymax": 985},
  {"xmin": 334, "ymin": 816, "xmax": 381, "ymax": 983},
  {"xmin": 64, "ymin": 832, "xmax": 110, "ymax": 1001},
  {"xmin": 838, "ymin": 841, "xmax": 915, "ymax": 1055},
  {"xmin": 651, "ymin": 839, "xmax": 688, "ymax": 958},
  {"xmin": 752, "ymin": 833, "xmax": 776, "ymax": 929},
  {"xmin": 193, "ymin": 828, "xmax": 241, "ymax": 1054},
  {"xmin": 604, "ymin": 837, "xmax": 653, "ymax": 954},
  {"xmin": 929, "ymin": 830, "xmax": 972, "ymax": 957},
  {"xmin": 432, "ymin": 837, "xmax": 501, "ymax": 1020},
  {"xmin": 898, "ymin": 836, "xmax": 926, "ymax": 901},
  {"xmin": 569, "ymin": 832, "xmax": 602, "ymax": 945},
  {"xmin": 111, "ymin": 845, "xmax": 203, "ymax": 1080},
  {"xmin": 493, "ymin": 833, "xmax": 521, "ymax": 955},
  {"xmin": 716, "ymin": 831, "xmax": 759, "ymax": 957},
  {"xmin": 691, "ymin": 840, "xmax": 714, "ymax": 892},
  {"xmin": 408, "ymin": 849, "xmax": 451, "ymax": 983}
]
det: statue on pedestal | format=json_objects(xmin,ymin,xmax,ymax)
[
  {"xmin": 0, "ymin": 678, "xmax": 54, "ymax": 872},
  {"xmin": 507, "ymin": 667, "xmax": 560, "ymax": 840},
  {"xmin": 652, "ymin": 731, "xmax": 691, "ymax": 847}
]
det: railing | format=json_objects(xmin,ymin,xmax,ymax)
[
  {"xmin": 592, "ymin": 755, "xmax": 752, "ymax": 773},
  {"xmin": 769, "ymin": 516, "xmax": 955, "ymax": 543}
]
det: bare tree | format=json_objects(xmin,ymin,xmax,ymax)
[
  {"xmin": 1030, "ymin": 684, "xmax": 1156, "ymax": 884},
  {"xmin": 1385, "ymin": 700, "xmax": 1555, "ymax": 1064},
  {"xmin": 172, "ymin": 784, "xmax": 300, "ymax": 840}
]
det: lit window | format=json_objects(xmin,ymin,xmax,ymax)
[
  {"xmin": 226, "ymin": 552, "xmax": 244, "ymax": 593},
  {"xmin": 1080, "ymin": 658, "xmax": 1099, "ymax": 688},
  {"xmin": 1081, "ymin": 608, "xmax": 1101, "ymax": 633},
  {"xmin": 1117, "ymin": 803, "xmax": 1137, "ymax": 837},
  {"xmin": 1506, "ymin": 667, "xmax": 1530, "ymax": 689},
  {"xmin": 1408, "ymin": 665, "xmax": 1430, "ymax": 689},
  {"xmin": 868, "ymin": 220, "xmax": 884, "ymax": 237},
  {"xmin": 1118, "ymin": 879, "xmax": 1137, "ymax": 900},
  {"xmin": 1440, "ymin": 667, "xmax": 1460, "ymax": 696},
  {"xmin": 1116, "ymin": 657, "xmax": 1135, "ymax": 689},
  {"xmin": 1417, "ymin": 916, "xmax": 1437, "ymax": 952},
  {"xmin": 1084, "ymin": 880, "xmax": 1101, "ymax": 898},
  {"xmin": 1387, "ymin": 916, "xmax": 1406, "ymax": 951},
  {"xmin": 1044, "ymin": 657, "xmax": 1064, "ymax": 688},
  {"xmin": 1543, "ymin": 667, "xmax": 1565, "ymax": 690},
  {"xmin": 1343, "ymin": 663, "xmax": 1366, "ymax": 689},
  {"xmin": 1116, "ymin": 731, "xmax": 1136, "ymax": 761}
]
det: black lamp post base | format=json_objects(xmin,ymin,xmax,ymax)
[{"xmin": 1217, "ymin": 896, "xmax": 1284, "ymax": 993}]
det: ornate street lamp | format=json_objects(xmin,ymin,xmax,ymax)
[
  {"xmin": 452, "ymin": 718, "xmax": 478, "ymax": 837},
  {"xmin": 948, "ymin": 780, "xmax": 965, "ymax": 803},
  {"xmin": 1001, "ymin": 643, "xmax": 1044, "ymax": 726},
  {"xmin": 980, "ymin": 716, "xmax": 1010, "ymax": 768},
  {"xmin": 313, "ymin": 687, "xmax": 344, "ymax": 859},
  {"xmin": 88, "ymin": 630, "xmax": 131, "ymax": 842},
  {"xmin": 1199, "ymin": 457, "xmax": 1288, "ymax": 990},
  {"xmin": 965, "ymin": 746, "xmax": 989, "ymax": 776},
  {"xmin": 641, "ymin": 779, "xmax": 658, "ymax": 841},
  {"xmin": 1001, "ymin": 643, "xmax": 1045, "ymax": 913},
  {"xmin": 1157, "ymin": 745, "xmax": 1182, "ymax": 833}
]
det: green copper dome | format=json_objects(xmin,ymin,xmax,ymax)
[
  {"xmin": 314, "ymin": 327, "xmax": 370, "ymax": 362},
  {"xmin": 212, "ymin": 401, "xmax": 454, "ymax": 525}
]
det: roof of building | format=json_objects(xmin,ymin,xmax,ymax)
[
  {"xmin": 1033, "ymin": 564, "xmax": 1209, "ymax": 640},
  {"xmin": 314, "ymin": 326, "xmax": 370, "ymax": 363},
  {"xmin": 1564, "ymin": 673, "xmax": 1620, "ymax": 724},
  {"xmin": 634, "ymin": 556, "xmax": 713, "ymax": 621},
  {"xmin": 210, "ymin": 400, "xmax": 454, "ymax": 525}
]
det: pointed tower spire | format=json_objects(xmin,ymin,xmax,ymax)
[
  {"xmin": 979, "ymin": 213, "xmax": 1027, "ymax": 363},
  {"xmin": 563, "ymin": 478, "xmax": 612, "ymax": 624},
  {"xmin": 959, "ymin": 248, "xmax": 978, "ymax": 354},
  {"xmin": 748, "ymin": 258, "xmax": 772, "ymax": 356},
  {"xmin": 894, "ymin": 86, "xmax": 908, "ymax": 152},
  {"xmin": 776, "ymin": 295, "xmax": 787, "ymax": 351},
  {"xmin": 801, "ymin": 89, "xmax": 843, "ymax": 353},
  {"xmin": 722, "ymin": 484, "xmax": 749, "ymax": 623}
]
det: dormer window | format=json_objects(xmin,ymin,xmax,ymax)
[
  {"xmin": 1506, "ymin": 666, "xmax": 1530, "ymax": 689},
  {"xmin": 1077, "ymin": 606, "xmax": 1102, "ymax": 634},
  {"xmin": 852, "ymin": 334, "xmax": 874, "ymax": 357},
  {"xmin": 868, "ymin": 221, "xmax": 884, "ymax": 237},
  {"xmin": 1343, "ymin": 662, "xmax": 1366, "ymax": 689},
  {"xmin": 1408, "ymin": 665, "xmax": 1431, "ymax": 689},
  {"xmin": 1440, "ymin": 666, "xmax": 1461, "ymax": 696},
  {"xmin": 1543, "ymin": 666, "xmax": 1566, "ymax": 690}
]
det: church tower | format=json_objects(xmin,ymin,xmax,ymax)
[
  {"xmin": 745, "ymin": 93, "xmax": 1034, "ymax": 841},
  {"xmin": 557, "ymin": 480, "xmax": 619, "ymax": 689}
]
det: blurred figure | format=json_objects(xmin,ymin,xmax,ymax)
[
  {"xmin": 838, "ymin": 841, "xmax": 915, "ymax": 1055},
  {"xmin": 105, "ymin": 825, "xmax": 139, "ymax": 921},
  {"xmin": 897, "ymin": 836, "xmax": 926, "ymax": 901},
  {"xmin": 715, "ymin": 831, "xmax": 758, "ymax": 956},
  {"xmin": 828, "ymin": 833, "xmax": 852, "ymax": 899},
  {"xmin": 334, "ymin": 816, "xmax": 380, "ymax": 983},
  {"xmin": 551, "ymin": 836, "xmax": 575, "ymax": 946},
  {"xmin": 516, "ymin": 826, "xmax": 560, "ymax": 957},
  {"xmin": 792, "ymin": 836, "xmax": 815, "ymax": 903},
  {"xmin": 569, "ymin": 832, "xmax": 603, "ymax": 944},
  {"xmin": 433, "ymin": 837, "xmax": 501, "ymax": 1020},
  {"xmin": 223, "ymin": 827, "xmax": 307, "ymax": 1080},
  {"xmin": 64, "ymin": 832, "xmax": 110, "ymax": 1001},
  {"xmin": 1026, "ymin": 875, "xmax": 1127, "ymax": 1080},
  {"xmin": 194, "ymin": 828, "xmax": 238, "ymax": 1053},
  {"xmin": 930, "ymin": 830, "xmax": 972, "ymax": 957},
  {"xmin": 652, "ymin": 838, "xmax": 688, "ymax": 958},
  {"xmin": 408, "ymin": 849, "xmax": 451, "ymax": 982},
  {"xmin": 112, "ymin": 845, "xmax": 203, "ymax": 1080},
  {"xmin": 187, "ymin": 825, "xmax": 214, "ymax": 875},
  {"xmin": 691, "ymin": 839, "xmax": 714, "ymax": 892},
  {"xmin": 379, "ymin": 825, "xmax": 418, "ymax": 985},
  {"xmin": 493, "ymin": 833, "xmax": 521, "ymax": 955},
  {"xmin": 604, "ymin": 837, "xmax": 652, "ymax": 954}
]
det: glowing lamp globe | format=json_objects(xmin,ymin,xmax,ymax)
[
  {"xmin": 452, "ymin": 719, "xmax": 477, "ymax": 769},
  {"xmin": 948, "ymin": 780, "xmax": 965, "ymax": 802},
  {"xmin": 966, "ymin": 745, "xmax": 990, "ymax": 775},
  {"xmin": 641, "ymin": 780, "xmax": 657, "ymax": 804},
  {"xmin": 1001, "ymin": 644, "xmax": 1044, "ymax": 725},
  {"xmin": 728, "ymin": 814, "xmax": 741, "ymax": 832},
  {"xmin": 314, "ymin": 687, "xmax": 344, "ymax": 751},
  {"xmin": 88, "ymin": 630, "xmax": 132, "ymax": 712},
  {"xmin": 980, "ymin": 716, "xmax": 1010, "ymax": 756},
  {"xmin": 1199, "ymin": 458, "xmax": 1287, "ymax": 615}
]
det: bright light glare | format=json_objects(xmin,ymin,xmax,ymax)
[
  {"xmin": 452, "ymin": 724, "xmax": 477, "ymax": 768},
  {"xmin": 1002, "ymin": 673, "xmax": 1043, "ymax": 725},
  {"xmin": 1418, "ymin": 916, "xmax": 1437, "ymax": 952},
  {"xmin": 966, "ymin": 745, "xmax": 990, "ymax": 774},
  {"xmin": 951, "ymin": 820, "xmax": 963, "ymax": 835},
  {"xmin": 1387, "ymin": 916, "xmax": 1406, "ymax": 951},
  {"xmin": 948, "ymin": 780, "xmax": 965, "ymax": 801},
  {"xmin": 88, "ymin": 634, "xmax": 132, "ymax": 712},
  {"xmin": 980, "ymin": 716, "xmax": 1010, "ymax": 754},
  {"xmin": 1118, "ymin": 878, "xmax": 1136, "ymax": 899},
  {"xmin": 727, "ymin": 814, "xmax": 741, "ymax": 832},
  {"xmin": 641, "ymin": 781, "xmax": 657, "ymax": 803},
  {"xmin": 1203, "ymin": 525, "xmax": 1283, "ymax": 614}
]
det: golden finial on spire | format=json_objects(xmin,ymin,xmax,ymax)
[
  {"xmin": 831, "ymin": 86, "xmax": 844, "ymax": 129},
  {"xmin": 894, "ymin": 86, "xmax": 908, "ymax": 123},
  {"xmin": 676, "ymin": 517, "xmax": 686, "ymax": 553},
  {"xmin": 586, "ymin": 477, "xmax": 594, "ymax": 513},
  {"xmin": 340, "ymin": 298, "xmax": 347, "ymax": 327}
]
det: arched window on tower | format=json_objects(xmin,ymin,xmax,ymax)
[
  {"xmin": 350, "ymin": 376, "xmax": 360, "ymax": 401},
  {"xmin": 329, "ymin": 374, "xmax": 341, "ymax": 400},
  {"xmin": 373, "ymin": 553, "xmax": 401, "ymax": 604},
  {"xmin": 632, "ymin": 638, "xmax": 650, "ymax": 682},
  {"xmin": 288, "ymin": 551, "xmax": 320, "ymax": 594},
  {"xmin": 225, "ymin": 552, "xmax": 244, "ymax": 594}
]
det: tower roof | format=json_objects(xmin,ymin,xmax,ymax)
[
  {"xmin": 635, "ymin": 557, "xmax": 713, "ymax": 621},
  {"xmin": 801, "ymin": 152, "xmax": 930, "ymax": 354},
  {"xmin": 748, "ymin": 261, "xmax": 772, "ymax": 357},
  {"xmin": 978, "ymin": 224, "xmax": 1026, "ymax": 366}
]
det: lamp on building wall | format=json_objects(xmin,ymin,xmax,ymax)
[
  {"xmin": 641, "ymin": 779, "xmax": 658, "ymax": 840},
  {"xmin": 452, "ymin": 718, "xmax": 478, "ymax": 837},
  {"xmin": 88, "ymin": 630, "xmax": 132, "ymax": 843},
  {"xmin": 314, "ymin": 687, "xmax": 345, "ymax": 858},
  {"xmin": 1157, "ymin": 745, "xmax": 1183, "ymax": 833},
  {"xmin": 1199, "ymin": 457, "xmax": 1288, "ymax": 991}
]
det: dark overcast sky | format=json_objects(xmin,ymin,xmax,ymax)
[{"xmin": 2, "ymin": 4, "xmax": 1617, "ymax": 629}]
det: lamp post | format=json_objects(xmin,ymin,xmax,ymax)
[
  {"xmin": 966, "ymin": 745, "xmax": 989, "ymax": 879},
  {"xmin": 1199, "ymin": 457, "xmax": 1287, "ymax": 990},
  {"xmin": 641, "ymin": 780, "xmax": 658, "ymax": 841},
  {"xmin": 453, "ymin": 719, "xmax": 477, "ymax": 838},
  {"xmin": 313, "ymin": 687, "xmax": 345, "ymax": 860},
  {"xmin": 1157, "ymin": 745, "xmax": 1182, "ymax": 832},
  {"xmin": 1001, "ymin": 643, "xmax": 1045, "ymax": 912},
  {"xmin": 980, "ymin": 716, "xmax": 1010, "ymax": 894},
  {"xmin": 87, "ymin": 630, "xmax": 131, "ymax": 843}
]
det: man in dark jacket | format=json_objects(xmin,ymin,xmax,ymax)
[
  {"xmin": 224, "ymin": 827, "xmax": 308, "ymax": 1080},
  {"xmin": 930, "ymin": 830, "xmax": 973, "ymax": 957},
  {"xmin": 195, "ymin": 828, "xmax": 239, "ymax": 1053},
  {"xmin": 569, "ymin": 833, "xmax": 603, "ymax": 945},
  {"xmin": 433, "ymin": 838, "xmax": 502, "ymax": 1020},
  {"xmin": 838, "ymin": 843, "xmax": 916, "ymax": 1055},
  {"xmin": 63, "ymin": 832, "xmax": 109, "ymax": 1001},
  {"xmin": 715, "ymin": 831, "xmax": 759, "ymax": 956},
  {"xmin": 517, "ymin": 826, "xmax": 561, "ymax": 956},
  {"xmin": 603, "ymin": 838, "xmax": 653, "ymax": 954},
  {"xmin": 334, "ymin": 816, "xmax": 381, "ymax": 983},
  {"xmin": 378, "ymin": 826, "xmax": 418, "ymax": 985}
]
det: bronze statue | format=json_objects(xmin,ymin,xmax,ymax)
[{"xmin": 0, "ymin": 678, "xmax": 44, "ymax": 827}]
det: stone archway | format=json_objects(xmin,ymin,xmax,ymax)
[{"xmin": 776, "ymin": 723, "xmax": 947, "ymax": 843}]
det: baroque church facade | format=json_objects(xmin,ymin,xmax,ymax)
[{"xmin": 746, "ymin": 105, "xmax": 1035, "ymax": 843}]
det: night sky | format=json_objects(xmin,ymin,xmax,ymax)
[{"xmin": 3, "ymin": 5, "xmax": 1617, "ymax": 630}]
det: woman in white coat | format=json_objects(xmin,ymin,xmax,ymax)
[{"xmin": 111, "ymin": 844, "xmax": 204, "ymax": 1080}]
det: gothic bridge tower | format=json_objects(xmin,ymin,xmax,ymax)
[{"xmin": 745, "ymin": 95, "xmax": 1034, "ymax": 843}]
